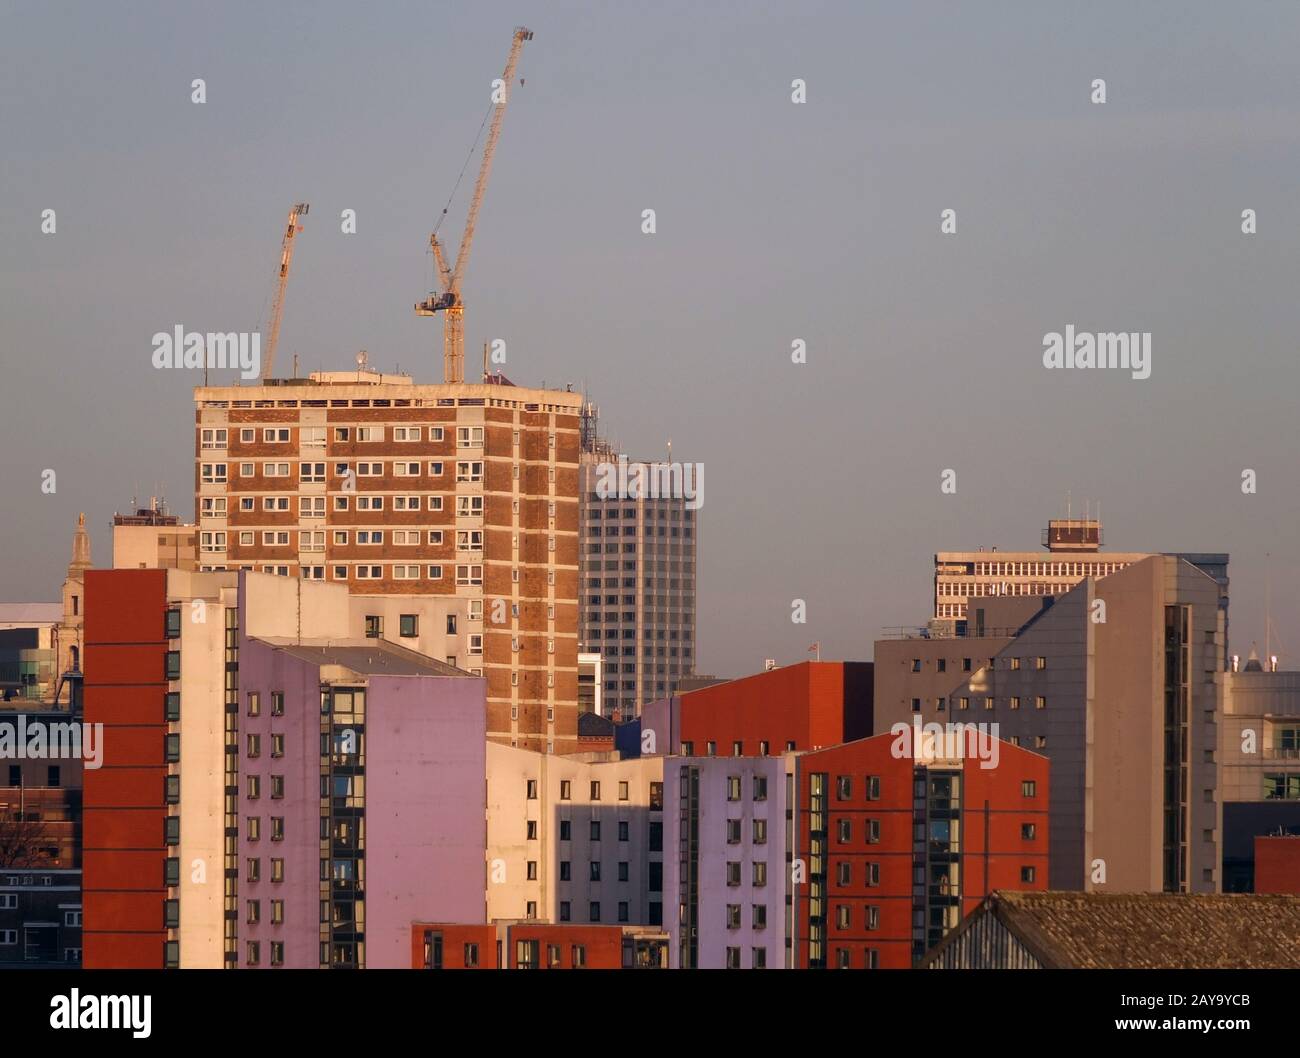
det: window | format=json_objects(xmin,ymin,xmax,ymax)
[
  {"xmin": 753, "ymin": 862, "xmax": 768, "ymax": 887},
  {"xmin": 560, "ymin": 780, "xmax": 571, "ymax": 801},
  {"xmin": 271, "ymin": 692, "xmax": 283, "ymax": 716},
  {"xmin": 1021, "ymin": 866, "xmax": 1036, "ymax": 883},
  {"xmin": 726, "ymin": 819, "xmax": 741, "ymax": 844},
  {"xmin": 165, "ymin": 691, "xmax": 181, "ymax": 722},
  {"xmin": 837, "ymin": 776, "xmax": 852, "ymax": 800},
  {"xmin": 867, "ymin": 818, "xmax": 881, "ymax": 844},
  {"xmin": 399, "ymin": 614, "xmax": 418, "ymax": 638},
  {"xmin": 526, "ymin": 779, "xmax": 538, "ymax": 800},
  {"xmin": 753, "ymin": 819, "xmax": 767, "ymax": 844},
  {"xmin": 867, "ymin": 776, "xmax": 881, "ymax": 801},
  {"xmin": 1022, "ymin": 823, "xmax": 1036, "ymax": 840},
  {"xmin": 1022, "ymin": 781, "xmax": 1037, "ymax": 798},
  {"xmin": 1035, "ymin": 696, "xmax": 1046, "ymax": 710},
  {"xmin": 726, "ymin": 905, "xmax": 741, "ymax": 929},
  {"xmin": 838, "ymin": 819, "xmax": 851, "ymax": 843},
  {"xmin": 726, "ymin": 776, "xmax": 741, "ymax": 801}
]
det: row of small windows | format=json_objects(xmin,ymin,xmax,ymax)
[
  {"xmin": 682, "ymin": 740, "xmax": 795, "ymax": 758},
  {"xmin": 911, "ymin": 695, "xmax": 1049, "ymax": 713},
  {"xmin": 526, "ymin": 779, "xmax": 664, "ymax": 802},
  {"xmin": 585, "ymin": 505, "xmax": 694, "ymax": 520},
  {"xmin": 910, "ymin": 656, "xmax": 1047, "ymax": 673},
  {"xmin": 202, "ymin": 425, "xmax": 490, "ymax": 446}
]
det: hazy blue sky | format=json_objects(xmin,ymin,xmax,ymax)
[{"xmin": 3, "ymin": 1, "xmax": 1299, "ymax": 676}]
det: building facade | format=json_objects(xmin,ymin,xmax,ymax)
[
  {"xmin": 878, "ymin": 555, "xmax": 1226, "ymax": 894},
  {"xmin": 194, "ymin": 373, "xmax": 583, "ymax": 753},
  {"xmin": 1219, "ymin": 664, "xmax": 1300, "ymax": 891},
  {"xmin": 485, "ymin": 742, "xmax": 665, "ymax": 928},
  {"xmin": 578, "ymin": 440, "xmax": 698, "ymax": 721}
]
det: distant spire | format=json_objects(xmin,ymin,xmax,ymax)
[
  {"xmin": 69, "ymin": 512, "xmax": 92, "ymax": 574},
  {"xmin": 1244, "ymin": 644, "xmax": 1264, "ymax": 672}
]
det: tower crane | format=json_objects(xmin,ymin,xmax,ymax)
[
  {"xmin": 416, "ymin": 27, "xmax": 532, "ymax": 384},
  {"xmin": 260, "ymin": 202, "xmax": 309, "ymax": 381}
]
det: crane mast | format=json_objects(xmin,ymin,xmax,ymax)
[
  {"xmin": 260, "ymin": 202, "xmax": 309, "ymax": 381},
  {"xmin": 416, "ymin": 27, "xmax": 532, "ymax": 384}
]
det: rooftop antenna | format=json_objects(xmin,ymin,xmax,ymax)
[{"xmin": 483, "ymin": 342, "xmax": 489, "ymax": 383}]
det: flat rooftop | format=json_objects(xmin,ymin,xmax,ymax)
[{"xmin": 249, "ymin": 638, "xmax": 468, "ymax": 678}]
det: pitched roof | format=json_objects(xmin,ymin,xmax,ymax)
[
  {"xmin": 937, "ymin": 891, "xmax": 1300, "ymax": 969},
  {"xmin": 578, "ymin": 711, "xmax": 614, "ymax": 739}
]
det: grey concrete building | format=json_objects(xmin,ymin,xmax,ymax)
[
  {"xmin": 877, "ymin": 555, "xmax": 1226, "ymax": 894},
  {"xmin": 578, "ymin": 412, "xmax": 698, "ymax": 721}
]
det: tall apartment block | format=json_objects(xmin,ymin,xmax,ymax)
[
  {"xmin": 194, "ymin": 372, "xmax": 583, "ymax": 753},
  {"xmin": 878, "ymin": 554, "xmax": 1227, "ymax": 893},
  {"xmin": 578, "ymin": 409, "xmax": 698, "ymax": 720},
  {"xmin": 932, "ymin": 516, "xmax": 1230, "ymax": 666}
]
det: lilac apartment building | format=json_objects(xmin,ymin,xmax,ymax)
[
  {"xmin": 664, "ymin": 755, "xmax": 791, "ymax": 969},
  {"xmin": 236, "ymin": 636, "xmax": 487, "ymax": 969}
]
